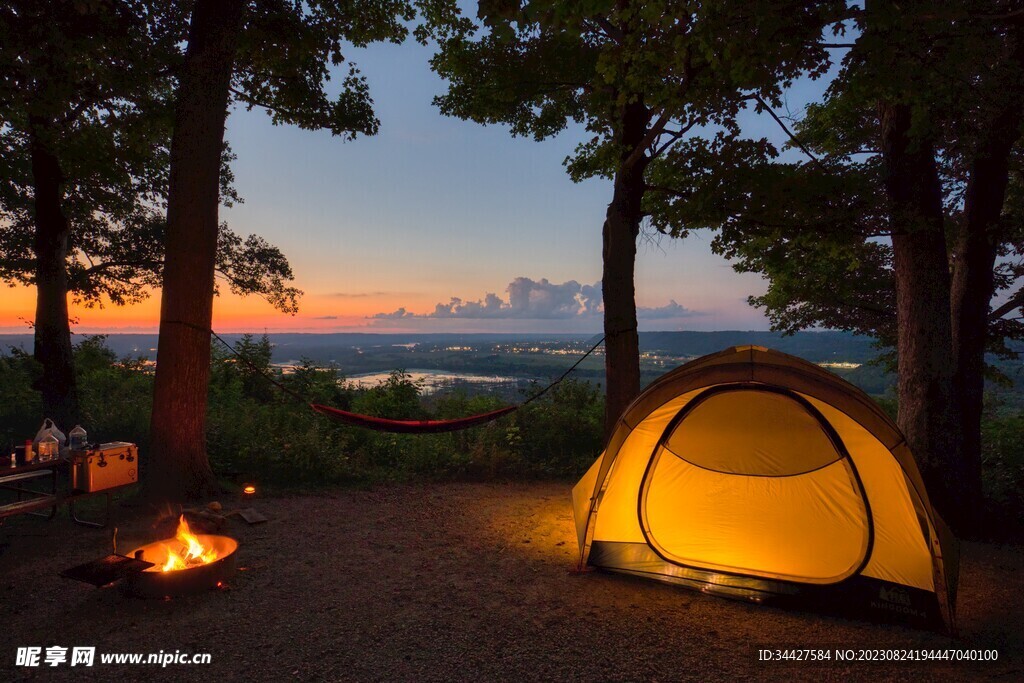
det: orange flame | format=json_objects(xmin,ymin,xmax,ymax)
[
  {"xmin": 160, "ymin": 545, "xmax": 189, "ymax": 572},
  {"xmin": 159, "ymin": 515, "xmax": 218, "ymax": 572}
]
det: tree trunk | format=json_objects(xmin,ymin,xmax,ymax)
[
  {"xmin": 147, "ymin": 0, "xmax": 245, "ymax": 502},
  {"xmin": 602, "ymin": 100, "xmax": 651, "ymax": 439},
  {"xmin": 877, "ymin": 101, "xmax": 966, "ymax": 530},
  {"xmin": 950, "ymin": 129, "xmax": 1021, "ymax": 529},
  {"xmin": 28, "ymin": 117, "xmax": 79, "ymax": 430},
  {"xmin": 949, "ymin": 35, "xmax": 1024, "ymax": 533}
]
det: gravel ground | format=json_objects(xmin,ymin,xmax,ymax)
[{"xmin": 1, "ymin": 482, "xmax": 1021, "ymax": 682}]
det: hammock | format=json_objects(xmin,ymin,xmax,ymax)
[
  {"xmin": 310, "ymin": 403, "xmax": 518, "ymax": 434},
  {"xmin": 169, "ymin": 320, "xmax": 603, "ymax": 435}
]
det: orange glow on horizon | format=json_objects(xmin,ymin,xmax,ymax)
[
  {"xmin": 0, "ymin": 282, "xmax": 743, "ymax": 333},
  {"xmin": 0, "ymin": 284, "xmax": 404, "ymax": 333}
]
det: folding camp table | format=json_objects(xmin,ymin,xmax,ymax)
[{"xmin": 0, "ymin": 457, "xmax": 118, "ymax": 528}]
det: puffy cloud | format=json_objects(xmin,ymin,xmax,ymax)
[
  {"xmin": 503, "ymin": 277, "xmax": 602, "ymax": 319},
  {"xmin": 428, "ymin": 292, "xmax": 510, "ymax": 318},
  {"xmin": 369, "ymin": 278, "xmax": 699, "ymax": 322},
  {"xmin": 637, "ymin": 300, "xmax": 697, "ymax": 319},
  {"xmin": 371, "ymin": 307, "xmax": 412, "ymax": 319},
  {"xmin": 579, "ymin": 281, "xmax": 603, "ymax": 316},
  {"xmin": 371, "ymin": 278, "xmax": 603, "ymax": 320}
]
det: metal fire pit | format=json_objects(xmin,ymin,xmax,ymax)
[{"xmin": 122, "ymin": 535, "xmax": 238, "ymax": 598}]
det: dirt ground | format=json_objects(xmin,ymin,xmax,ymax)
[{"xmin": 1, "ymin": 482, "xmax": 1021, "ymax": 682}]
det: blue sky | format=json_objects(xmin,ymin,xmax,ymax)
[
  {"xmin": 216, "ymin": 30, "xmax": 837, "ymax": 334},
  {"xmin": 0, "ymin": 11, "xmax": 859, "ymax": 337}
]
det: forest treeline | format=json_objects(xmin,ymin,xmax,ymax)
[{"xmin": 1, "ymin": 335, "xmax": 1022, "ymax": 537}]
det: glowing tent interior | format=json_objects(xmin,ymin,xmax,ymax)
[{"xmin": 572, "ymin": 346, "xmax": 959, "ymax": 630}]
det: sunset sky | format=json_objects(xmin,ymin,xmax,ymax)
[{"xmin": 0, "ymin": 37, "xmax": 834, "ymax": 335}]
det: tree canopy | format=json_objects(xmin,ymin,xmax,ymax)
[
  {"xmin": 427, "ymin": 0, "xmax": 845, "ymax": 433},
  {"xmin": 0, "ymin": 1, "xmax": 302, "ymax": 319},
  {"xmin": 647, "ymin": 1, "xmax": 1024, "ymax": 530},
  {"xmin": 660, "ymin": 4, "xmax": 1024, "ymax": 358}
]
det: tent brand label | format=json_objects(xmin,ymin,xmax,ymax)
[
  {"xmin": 877, "ymin": 586, "xmax": 912, "ymax": 607},
  {"xmin": 870, "ymin": 586, "xmax": 927, "ymax": 619}
]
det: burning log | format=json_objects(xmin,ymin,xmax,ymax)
[{"xmin": 156, "ymin": 515, "xmax": 219, "ymax": 570}]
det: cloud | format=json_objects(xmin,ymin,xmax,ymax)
[
  {"xmin": 637, "ymin": 300, "xmax": 697, "ymax": 319},
  {"xmin": 371, "ymin": 278, "xmax": 602, "ymax": 320},
  {"xmin": 310, "ymin": 315, "xmax": 339, "ymax": 320},
  {"xmin": 369, "ymin": 278, "xmax": 700, "ymax": 322},
  {"xmin": 371, "ymin": 307, "xmax": 412, "ymax": 320}
]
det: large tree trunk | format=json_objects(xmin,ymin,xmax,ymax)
[
  {"xmin": 949, "ymin": 35, "xmax": 1024, "ymax": 532},
  {"xmin": 147, "ymin": 0, "xmax": 245, "ymax": 502},
  {"xmin": 950, "ymin": 121, "xmax": 1022, "ymax": 529},
  {"xmin": 878, "ymin": 101, "xmax": 967, "ymax": 530},
  {"xmin": 950, "ymin": 196, "xmax": 997, "ymax": 530},
  {"xmin": 601, "ymin": 100, "xmax": 651, "ymax": 439},
  {"xmin": 28, "ymin": 117, "xmax": 79, "ymax": 430}
]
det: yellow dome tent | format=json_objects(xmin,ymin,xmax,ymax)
[{"xmin": 572, "ymin": 346, "xmax": 958, "ymax": 629}]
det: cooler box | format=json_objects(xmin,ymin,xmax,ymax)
[{"xmin": 72, "ymin": 442, "xmax": 138, "ymax": 493}]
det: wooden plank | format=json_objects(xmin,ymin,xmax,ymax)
[
  {"xmin": 4, "ymin": 460, "xmax": 62, "ymax": 475},
  {"xmin": 0, "ymin": 470, "xmax": 53, "ymax": 485},
  {"xmin": 0, "ymin": 495, "xmax": 58, "ymax": 518}
]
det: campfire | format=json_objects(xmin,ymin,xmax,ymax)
[
  {"xmin": 124, "ymin": 513, "xmax": 239, "ymax": 598},
  {"xmin": 61, "ymin": 500, "xmax": 264, "ymax": 599},
  {"xmin": 154, "ymin": 515, "xmax": 219, "ymax": 572}
]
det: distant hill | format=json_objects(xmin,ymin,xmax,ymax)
[
  {"xmin": 6, "ymin": 329, "xmax": 1024, "ymax": 404},
  {"xmin": 0, "ymin": 330, "xmax": 879, "ymax": 362},
  {"xmin": 638, "ymin": 330, "xmax": 880, "ymax": 363}
]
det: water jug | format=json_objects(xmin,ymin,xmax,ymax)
[{"xmin": 69, "ymin": 425, "xmax": 88, "ymax": 450}]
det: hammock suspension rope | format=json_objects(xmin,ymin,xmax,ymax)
[{"xmin": 165, "ymin": 320, "xmax": 604, "ymax": 434}]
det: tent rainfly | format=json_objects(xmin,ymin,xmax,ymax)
[{"xmin": 572, "ymin": 346, "xmax": 959, "ymax": 630}]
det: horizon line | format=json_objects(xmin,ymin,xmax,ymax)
[{"xmin": 0, "ymin": 328, "xmax": 855, "ymax": 336}]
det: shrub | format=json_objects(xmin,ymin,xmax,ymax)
[
  {"xmin": 0, "ymin": 346, "xmax": 42, "ymax": 446},
  {"xmin": 981, "ymin": 412, "xmax": 1024, "ymax": 532},
  {"xmin": 74, "ymin": 336, "xmax": 153, "ymax": 448},
  {"xmin": 6, "ymin": 334, "xmax": 1023, "ymax": 539},
  {"xmin": 512, "ymin": 379, "xmax": 604, "ymax": 477}
]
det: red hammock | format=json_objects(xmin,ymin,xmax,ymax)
[
  {"xmin": 310, "ymin": 403, "xmax": 518, "ymax": 434},
  {"xmin": 174, "ymin": 321, "xmax": 604, "ymax": 435}
]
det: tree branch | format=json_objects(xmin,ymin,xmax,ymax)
[
  {"xmin": 229, "ymin": 86, "xmax": 300, "ymax": 120},
  {"xmin": 593, "ymin": 15, "xmax": 625, "ymax": 44},
  {"xmin": 650, "ymin": 120, "xmax": 697, "ymax": 158},
  {"xmin": 214, "ymin": 270, "xmax": 299, "ymax": 313},
  {"xmin": 644, "ymin": 184, "xmax": 692, "ymax": 200},
  {"xmin": 991, "ymin": 289, "xmax": 1024, "ymax": 320},
  {"xmin": 81, "ymin": 259, "xmax": 162, "ymax": 276},
  {"xmin": 834, "ymin": 295, "xmax": 891, "ymax": 316},
  {"xmin": 748, "ymin": 94, "xmax": 828, "ymax": 172},
  {"xmin": 621, "ymin": 111, "xmax": 670, "ymax": 172}
]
